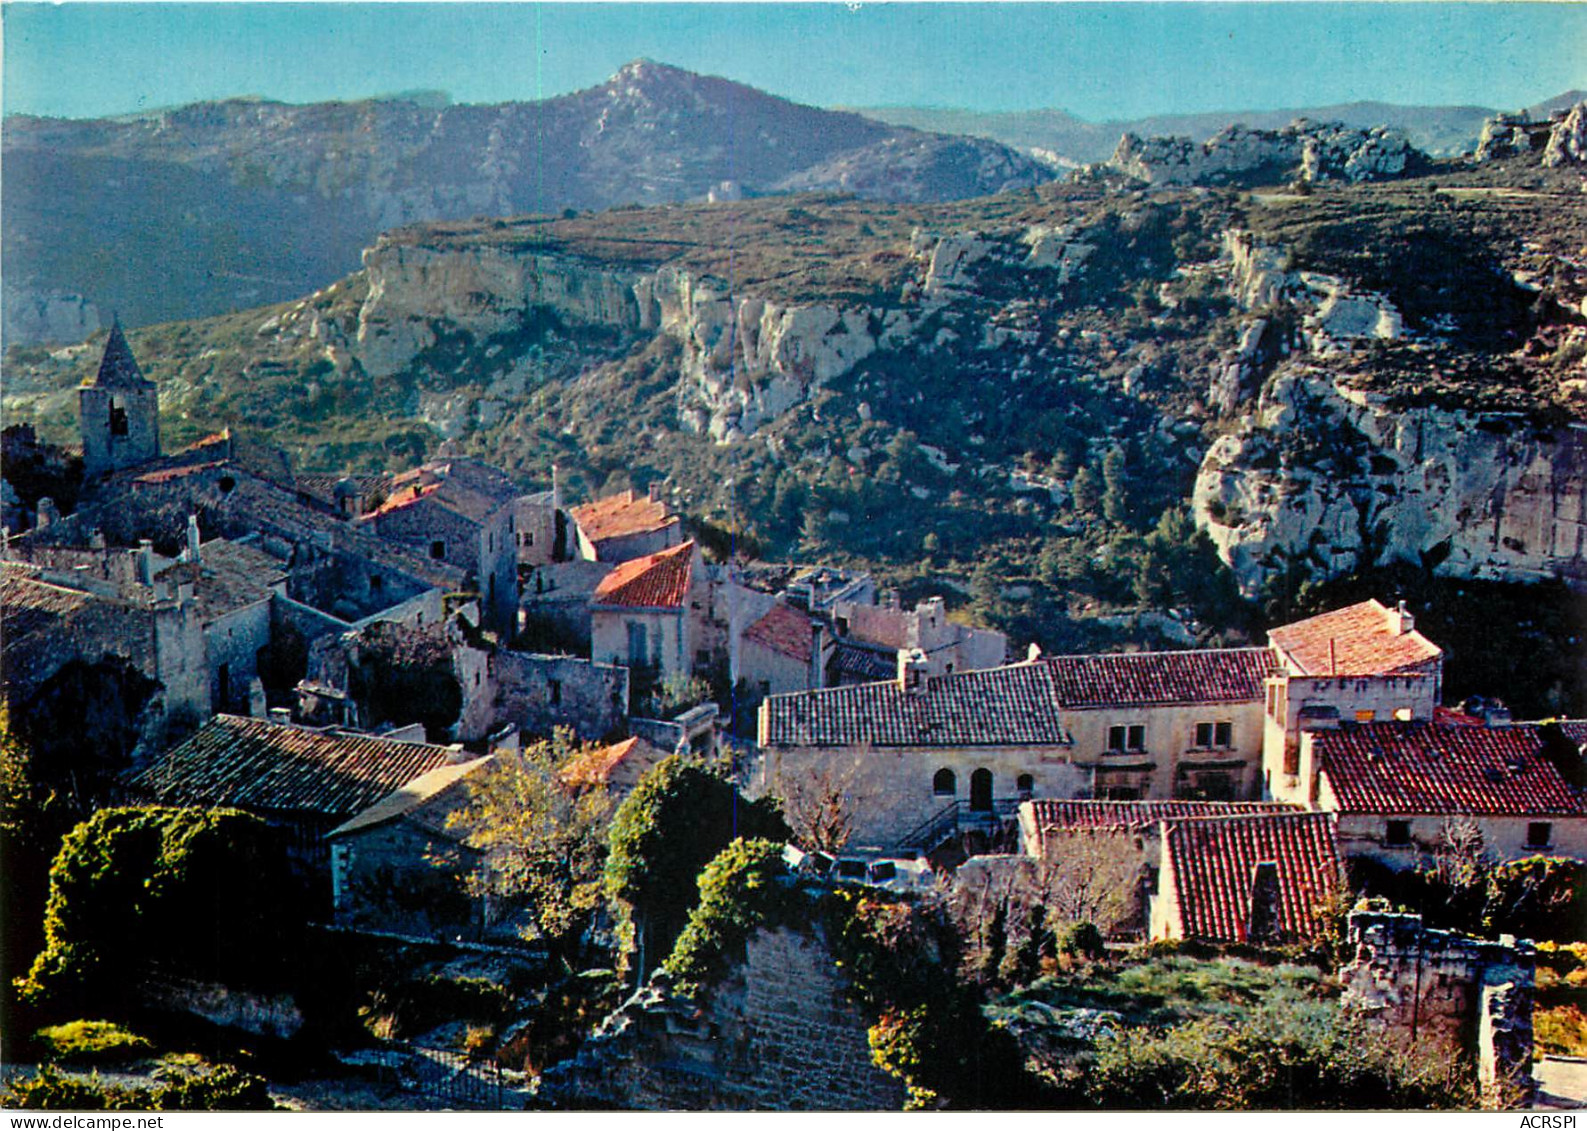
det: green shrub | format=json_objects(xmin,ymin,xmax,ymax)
[
  {"xmin": 2, "ymin": 1064, "xmax": 277, "ymax": 1111},
  {"xmin": 34, "ymin": 1020, "xmax": 151, "ymax": 1065},
  {"xmin": 663, "ymin": 839, "xmax": 796, "ymax": 993},
  {"xmin": 1060, "ymin": 922, "xmax": 1106, "ymax": 960}
]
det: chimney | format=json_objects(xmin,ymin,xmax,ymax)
[
  {"xmin": 268, "ymin": 707, "xmax": 292, "ymax": 726},
  {"xmin": 1248, "ymin": 861, "xmax": 1281, "ymax": 944},
  {"xmin": 88, "ymin": 529, "xmax": 106, "ymax": 551},
  {"xmin": 1328, "ymin": 638, "xmax": 1337, "ymax": 675},
  {"xmin": 551, "ymin": 463, "xmax": 562, "ymax": 512},
  {"xmin": 136, "ymin": 540, "xmax": 155, "ymax": 586},
  {"xmin": 1390, "ymin": 599, "xmax": 1414, "ymax": 636},
  {"xmin": 184, "ymin": 514, "xmax": 202, "ymax": 563},
  {"xmin": 1026, "ymin": 642, "xmax": 1044, "ymax": 663},
  {"xmin": 897, "ymin": 648, "xmax": 930, "ymax": 694},
  {"xmin": 648, "ymin": 480, "xmax": 662, "ymax": 503},
  {"xmin": 810, "ymin": 620, "xmax": 826, "ymax": 691}
]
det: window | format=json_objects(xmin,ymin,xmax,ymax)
[
  {"xmin": 1016, "ymin": 773, "xmax": 1034, "ymax": 798},
  {"xmin": 933, "ymin": 768, "xmax": 956, "ymax": 796},
  {"xmin": 1527, "ymin": 822, "xmax": 1552, "ymax": 849},
  {"xmin": 1215, "ymin": 721, "xmax": 1232, "ymax": 747},
  {"xmin": 430, "ymin": 540, "xmax": 446, "ymax": 560},
  {"xmin": 549, "ymin": 679, "xmax": 562, "ymax": 706},
  {"xmin": 626, "ymin": 622, "xmax": 648, "ymax": 666},
  {"xmin": 109, "ymin": 399, "xmax": 129, "ymax": 437},
  {"xmin": 758, "ymin": 680, "xmax": 771, "ymax": 699},
  {"xmin": 1108, "ymin": 724, "xmax": 1146, "ymax": 752},
  {"xmin": 1356, "ymin": 709, "xmax": 1377, "ymax": 723},
  {"xmin": 369, "ymin": 574, "xmax": 383, "ymax": 593},
  {"xmin": 1102, "ymin": 785, "xmax": 1141, "ymax": 801},
  {"xmin": 1385, "ymin": 820, "xmax": 1412, "ymax": 847}
]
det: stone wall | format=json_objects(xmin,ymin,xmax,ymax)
[
  {"xmin": 1339, "ymin": 910, "xmax": 1534, "ymax": 1107},
  {"xmin": 537, "ymin": 926, "xmax": 905, "ymax": 1110},
  {"xmin": 490, "ymin": 649, "xmax": 629, "ymax": 742}
]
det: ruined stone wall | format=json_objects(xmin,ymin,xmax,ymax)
[
  {"xmin": 1339, "ymin": 910, "xmax": 1534, "ymax": 1106},
  {"xmin": 538, "ymin": 926, "xmax": 905, "ymax": 1110},
  {"xmin": 490, "ymin": 649, "xmax": 628, "ymax": 743}
]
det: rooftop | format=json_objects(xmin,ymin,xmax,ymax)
[
  {"xmin": 1314, "ymin": 721, "xmax": 1587, "ymax": 816},
  {"xmin": 0, "ymin": 562, "xmax": 96, "ymax": 650},
  {"xmin": 328, "ymin": 755, "xmax": 493, "ymax": 840},
  {"xmin": 762, "ymin": 661, "xmax": 1069, "ymax": 748},
  {"xmin": 129, "ymin": 714, "xmax": 460, "ymax": 819},
  {"xmin": 827, "ymin": 639, "xmax": 896, "ymax": 684},
  {"xmin": 591, "ymin": 541, "xmax": 694, "ymax": 610},
  {"xmin": 186, "ymin": 538, "xmax": 289, "ymax": 622},
  {"xmin": 558, "ymin": 736, "xmax": 668, "ymax": 788},
  {"xmin": 366, "ymin": 459, "xmax": 524, "ymax": 524},
  {"xmin": 90, "ymin": 319, "xmax": 154, "ymax": 390},
  {"xmin": 570, "ymin": 489, "xmax": 676, "ymax": 545},
  {"xmin": 1044, "ymin": 647, "xmax": 1279, "ymax": 709},
  {"xmin": 1024, "ymin": 798, "xmax": 1302, "ymax": 838},
  {"xmin": 1162, "ymin": 812, "xmax": 1342, "ymax": 943},
  {"xmin": 743, "ymin": 602, "xmax": 815, "ymax": 662},
  {"xmin": 1268, "ymin": 599, "xmax": 1441, "ymax": 677}
]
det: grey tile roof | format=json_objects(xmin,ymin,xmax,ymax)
[{"xmin": 762, "ymin": 661, "xmax": 1070, "ymax": 748}]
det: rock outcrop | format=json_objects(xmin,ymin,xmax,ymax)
[
  {"xmin": 1194, "ymin": 368, "xmax": 1587, "ymax": 595},
  {"xmin": 1475, "ymin": 102, "xmax": 1587, "ymax": 165},
  {"xmin": 2, "ymin": 287, "xmax": 101, "ymax": 347},
  {"xmin": 1108, "ymin": 120, "xmax": 1418, "ymax": 186}
]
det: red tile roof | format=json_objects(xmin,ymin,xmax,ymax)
[
  {"xmin": 1268, "ymin": 599, "xmax": 1440, "ymax": 676},
  {"xmin": 1025, "ymin": 798, "xmax": 1302, "ymax": 835},
  {"xmin": 132, "ymin": 461, "xmax": 226, "ymax": 486},
  {"xmin": 1315, "ymin": 722, "xmax": 1587, "ymax": 816},
  {"xmin": 129, "ymin": 714, "xmax": 458, "ymax": 819},
  {"xmin": 1162, "ymin": 812, "xmax": 1341, "ymax": 943},
  {"xmin": 570, "ymin": 490, "xmax": 676, "ymax": 544},
  {"xmin": 762, "ymin": 661, "xmax": 1070, "ymax": 748},
  {"xmin": 559, "ymin": 736, "xmax": 667, "ymax": 788},
  {"xmin": 328, "ymin": 756, "xmax": 493, "ymax": 840},
  {"xmin": 1044, "ymin": 647, "xmax": 1277, "ymax": 709},
  {"xmin": 743, "ymin": 602, "xmax": 815, "ymax": 662},
  {"xmin": 591, "ymin": 541, "xmax": 694, "ymax": 610}
]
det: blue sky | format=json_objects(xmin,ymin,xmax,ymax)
[{"xmin": 4, "ymin": 3, "xmax": 1584, "ymax": 122}]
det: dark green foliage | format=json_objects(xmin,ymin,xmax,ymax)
[
  {"xmin": 1, "ymin": 1063, "xmax": 277, "ymax": 1111},
  {"xmin": 1059, "ymin": 921, "xmax": 1106, "ymax": 959},
  {"xmin": 604, "ymin": 757, "xmax": 788, "ymax": 973},
  {"xmin": 1085, "ymin": 1000, "xmax": 1473, "ymax": 1109},
  {"xmin": 1349, "ymin": 853, "xmax": 1587, "ymax": 943},
  {"xmin": 663, "ymin": 838, "xmax": 798, "ymax": 992},
  {"xmin": 9, "ymin": 657, "xmax": 160, "ymax": 810},
  {"xmin": 18, "ymin": 807, "xmax": 300, "ymax": 1016}
]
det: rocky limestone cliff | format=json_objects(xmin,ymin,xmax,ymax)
[
  {"xmin": 354, "ymin": 217, "xmax": 1097, "ymax": 439},
  {"xmin": 1476, "ymin": 101, "xmax": 1587, "ymax": 165},
  {"xmin": 1108, "ymin": 120, "xmax": 1417, "ymax": 186},
  {"xmin": 2, "ymin": 288, "xmax": 103, "ymax": 348},
  {"xmin": 1194, "ymin": 368, "xmax": 1587, "ymax": 595}
]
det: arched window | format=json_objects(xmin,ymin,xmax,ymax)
[
  {"xmin": 1016, "ymin": 773, "xmax": 1034, "ymax": 797},
  {"xmin": 932, "ymin": 768, "xmax": 956, "ymax": 797},
  {"xmin": 970, "ymin": 768, "xmax": 993, "ymax": 812}
]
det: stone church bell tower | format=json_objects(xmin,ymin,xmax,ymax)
[{"xmin": 79, "ymin": 318, "xmax": 160, "ymax": 477}]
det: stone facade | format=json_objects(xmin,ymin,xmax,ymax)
[
  {"xmin": 1339, "ymin": 910, "xmax": 1535, "ymax": 1106},
  {"xmin": 538, "ymin": 926, "xmax": 905, "ymax": 1110},
  {"xmin": 1064, "ymin": 698, "xmax": 1268, "ymax": 802}
]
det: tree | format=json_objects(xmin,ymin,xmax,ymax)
[
  {"xmin": 1101, "ymin": 446, "xmax": 1131, "ymax": 526},
  {"xmin": 604, "ymin": 757, "xmax": 788, "ymax": 979},
  {"xmin": 447, "ymin": 729, "xmax": 613, "ymax": 947},
  {"xmin": 1029, "ymin": 828, "xmax": 1143, "ymax": 935},
  {"xmin": 1071, "ymin": 466, "xmax": 1102, "ymax": 516},
  {"xmin": 18, "ymin": 807, "xmax": 299, "ymax": 1016},
  {"xmin": 779, "ymin": 753, "xmax": 868, "ymax": 853}
]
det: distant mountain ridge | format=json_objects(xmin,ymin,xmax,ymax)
[
  {"xmin": 2, "ymin": 59, "xmax": 1050, "ymax": 342},
  {"xmin": 848, "ymin": 89, "xmax": 1587, "ymax": 164}
]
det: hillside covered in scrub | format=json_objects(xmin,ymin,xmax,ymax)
[{"xmin": 6, "ymin": 151, "xmax": 1586, "ymax": 712}]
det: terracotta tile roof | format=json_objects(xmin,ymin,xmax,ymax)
[
  {"xmin": 328, "ymin": 755, "xmax": 493, "ymax": 840},
  {"xmin": 1025, "ymin": 798, "xmax": 1302, "ymax": 835},
  {"xmin": 591, "ymin": 541, "xmax": 694, "ymax": 610},
  {"xmin": 132, "ymin": 461, "xmax": 226, "ymax": 486},
  {"xmin": 570, "ymin": 490, "xmax": 676, "ymax": 544},
  {"xmin": 1044, "ymin": 647, "xmax": 1278, "ymax": 708},
  {"xmin": 129, "ymin": 714, "xmax": 458, "ymax": 820},
  {"xmin": 743, "ymin": 602, "xmax": 815, "ymax": 662},
  {"xmin": 1268, "ymin": 599, "xmax": 1441, "ymax": 676},
  {"xmin": 558, "ymin": 736, "xmax": 667, "ymax": 788},
  {"xmin": 189, "ymin": 539, "xmax": 289, "ymax": 621},
  {"xmin": 1315, "ymin": 722, "xmax": 1587, "ymax": 816},
  {"xmin": 1163, "ymin": 812, "xmax": 1342, "ymax": 943},
  {"xmin": 762, "ymin": 661, "xmax": 1070, "ymax": 748}
]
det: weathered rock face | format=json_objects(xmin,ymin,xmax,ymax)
[
  {"xmin": 2, "ymin": 287, "xmax": 101, "ymax": 347},
  {"xmin": 1194, "ymin": 368, "xmax": 1587, "ymax": 595},
  {"xmin": 537, "ymin": 927, "xmax": 904, "ymax": 1110},
  {"xmin": 1476, "ymin": 102, "xmax": 1587, "ymax": 165},
  {"xmin": 1108, "ymin": 120, "xmax": 1417, "ymax": 186}
]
